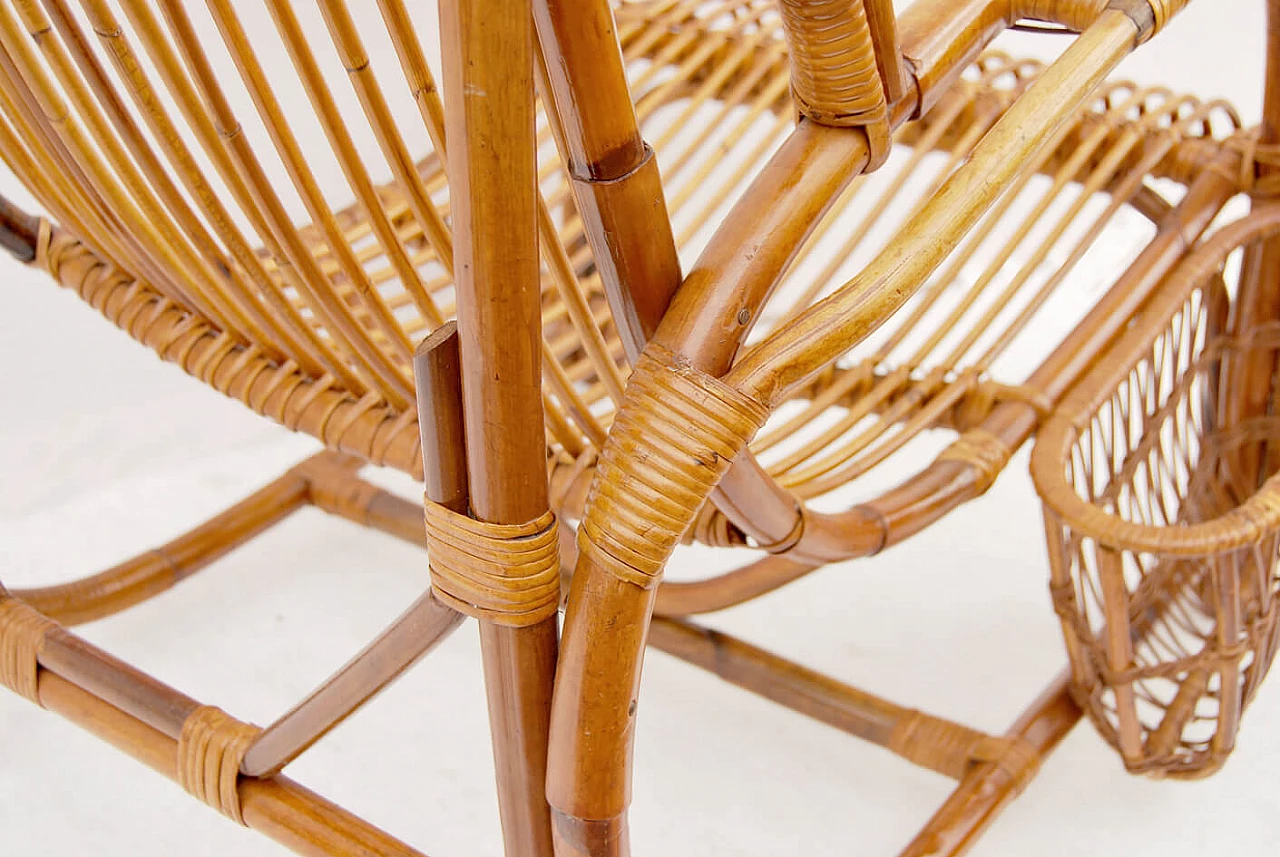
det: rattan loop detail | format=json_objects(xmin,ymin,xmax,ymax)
[
  {"xmin": 425, "ymin": 505, "xmax": 561, "ymax": 627},
  {"xmin": 177, "ymin": 706, "xmax": 260, "ymax": 825},
  {"xmin": 1224, "ymin": 131, "xmax": 1280, "ymax": 197},
  {"xmin": 577, "ymin": 345, "xmax": 769, "ymax": 589},
  {"xmin": 0, "ymin": 597, "xmax": 55, "ymax": 705}
]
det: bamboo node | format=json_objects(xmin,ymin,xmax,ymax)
[
  {"xmin": 0, "ymin": 596, "xmax": 56, "ymax": 705},
  {"xmin": 176, "ymin": 706, "xmax": 260, "ymax": 825},
  {"xmin": 424, "ymin": 505, "xmax": 561, "ymax": 627},
  {"xmin": 1107, "ymin": 0, "xmax": 1188, "ymax": 43}
]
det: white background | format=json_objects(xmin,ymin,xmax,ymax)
[{"xmin": 2, "ymin": 2, "xmax": 1278, "ymax": 855}]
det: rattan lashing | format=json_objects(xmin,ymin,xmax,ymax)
[{"xmin": 0, "ymin": 0, "xmax": 1276, "ymax": 855}]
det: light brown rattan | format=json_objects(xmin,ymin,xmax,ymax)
[
  {"xmin": 1034, "ymin": 208, "xmax": 1280, "ymax": 778},
  {"xmin": 0, "ymin": 0, "xmax": 1275, "ymax": 855}
]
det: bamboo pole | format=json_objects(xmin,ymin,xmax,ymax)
[
  {"xmin": 438, "ymin": 4, "xmax": 559, "ymax": 855},
  {"xmin": 532, "ymin": 0, "xmax": 683, "ymax": 359}
]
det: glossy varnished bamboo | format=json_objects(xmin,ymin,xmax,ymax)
[
  {"xmin": 1223, "ymin": 0, "xmax": 1280, "ymax": 481},
  {"xmin": 13, "ymin": 468, "xmax": 310, "ymax": 626},
  {"xmin": 35, "ymin": 668, "xmax": 427, "ymax": 857},
  {"xmin": 0, "ymin": 0, "xmax": 1268, "ymax": 854},
  {"xmin": 219, "ymin": 325, "xmax": 476, "ymax": 778},
  {"xmin": 438, "ymin": 3, "xmax": 559, "ymax": 854},
  {"xmin": 533, "ymin": 0, "xmax": 683, "ymax": 356},
  {"xmin": 548, "ymin": 13, "xmax": 1150, "ymax": 856}
]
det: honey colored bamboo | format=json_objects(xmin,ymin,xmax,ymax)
[
  {"xmin": 725, "ymin": 10, "xmax": 1141, "ymax": 408},
  {"xmin": 0, "ymin": 0, "xmax": 1272, "ymax": 854},
  {"xmin": 13, "ymin": 469, "xmax": 309, "ymax": 626},
  {"xmin": 533, "ymin": 0, "xmax": 683, "ymax": 357},
  {"xmin": 36, "ymin": 670, "xmax": 428, "ymax": 857},
  {"xmin": 546, "ymin": 11, "xmax": 1198, "ymax": 856},
  {"xmin": 439, "ymin": 3, "xmax": 559, "ymax": 854}
]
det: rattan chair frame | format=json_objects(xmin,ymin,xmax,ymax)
[{"xmin": 0, "ymin": 0, "xmax": 1275, "ymax": 855}]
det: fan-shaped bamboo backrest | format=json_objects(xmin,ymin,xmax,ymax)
[
  {"xmin": 0, "ymin": 0, "xmax": 902, "ymax": 428},
  {"xmin": 0, "ymin": 0, "xmax": 624, "ymax": 425}
]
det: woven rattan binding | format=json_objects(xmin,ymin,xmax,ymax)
[
  {"xmin": 0, "ymin": 596, "xmax": 55, "ymax": 705},
  {"xmin": 177, "ymin": 706, "xmax": 261, "ymax": 825},
  {"xmin": 577, "ymin": 344, "xmax": 769, "ymax": 589},
  {"xmin": 424, "ymin": 505, "xmax": 561, "ymax": 627}
]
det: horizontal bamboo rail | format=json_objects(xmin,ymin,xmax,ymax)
[
  {"xmin": 36, "ymin": 668, "xmax": 428, "ymax": 857},
  {"xmin": 1, "ymin": 453, "xmax": 1085, "ymax": 857}
]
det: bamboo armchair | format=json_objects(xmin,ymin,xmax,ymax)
[{"xmin": 0, "ymin": 0, "xmax": 1276, "ymax": 855}]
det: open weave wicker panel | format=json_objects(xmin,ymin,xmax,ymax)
[{"xmin": 1035, "ymin": 210, "xmax": 1280, "ymax": 778}]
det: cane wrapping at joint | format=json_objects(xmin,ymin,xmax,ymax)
[
  {"xmin": 938, "ymin": 429, "xmax": 1013, "ymax": 495},
  {"xmin": 578, "ymin": 345, "xmax": 769, "ymax": 589},
  {"xmin": 425, "ymin": 505, "xmax": 560, "ymax": 627},
  {"xmin": 177, "ymin": 706, "xmax": 260, "ymax": 825},
  {"xmin": 888, "ymin": 708, "xmax": 1041, "ymax": 786},
  {"xmin": 775, "ymin": 0, "xmax": 888, "ymax": 129},
  {"xmin": 0, "ymin": 596, "xmax": 56, "ymax": 705}
]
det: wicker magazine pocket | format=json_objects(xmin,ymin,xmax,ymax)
[{"xmin": 1032, "ymin": 210, "xmax": 1280, "ymax": 778}]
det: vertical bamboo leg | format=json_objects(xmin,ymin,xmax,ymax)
[{"xmin": 437, "ymin": 4, "xmax": 559, "ymax": 855}]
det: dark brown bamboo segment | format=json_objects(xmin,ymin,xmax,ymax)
[
  {"xmin": 415, "ymin": 322, "xmax": 470, "ymax": 515},
  {"xmin": 533, "ymin": 0, "xmax": 682, "ymax": 355},
  {"xmin": 240, "ymin": 592, "xmax": 463, "ymax": 778},
  {"xmin": 439, "ymin": 5, "xmax": 558, "ymax": 855},
  {"xmin": 0, "ymin": 191, "xmax": 38, "ymax": 260}
]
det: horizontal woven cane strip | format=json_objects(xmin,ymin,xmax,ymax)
[
  {"xmin": 37, "ymin": 226, "xmax": 423, "ymax": 476},
  {"xmin": 425, "ymin": 505, "xmax": 560, "ymax": 627}
]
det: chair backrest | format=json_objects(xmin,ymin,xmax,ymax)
[{"xmin": 0, "ymin": 0, "xmax": 633, "ymax": 460}]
